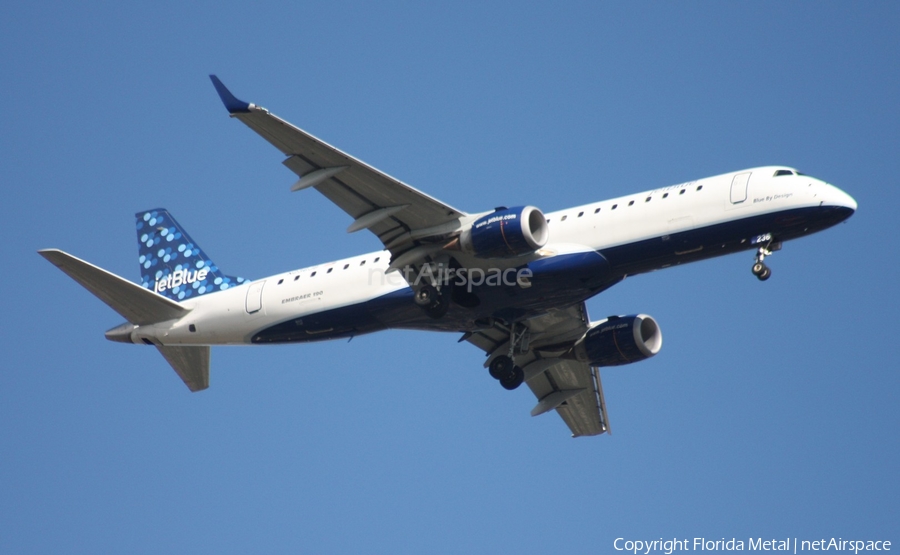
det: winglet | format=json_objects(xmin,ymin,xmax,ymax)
[{"xmin": 209, "ymin": 75, "xmax": 251, "ymax": 113}]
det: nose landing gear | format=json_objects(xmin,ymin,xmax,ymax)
[
  {"xmin": 752, "ymin": 259, "xmax": 771, "ymax": 281},
  {"xmin": 750, "ymin": 235, "xmax": 781, "ymax": 281}
]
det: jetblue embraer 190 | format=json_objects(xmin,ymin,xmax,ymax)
[{"xmin": 39, "ymin": 76, "xmax": 857, "ymax": 437}]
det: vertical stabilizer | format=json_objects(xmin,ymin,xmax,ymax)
[{"xmin": 136, "ymin": 209, "xmax": 246, "ymax": 301}]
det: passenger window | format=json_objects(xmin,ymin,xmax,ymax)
[
  {"xmin": 374, "ymin": 257, "xmax": 380, "ymax": 263},
  {"xmin": 561, "ymin": 215, "xmax": 568, "ymax": 221},
  {"xmin": 343, "ymin": 264, "xmax": 349, "ymax": 270},
  {"xmin": 612, "ymin": 204, "xmax": 618, "ymax": 210},
  {"xmin": 645, "ymin": 197, "xmax": 651, "ymax": 202},
  {"xmin": 578, "ymin": 211, "xmax": 584, "ymax": 217},
  {"xmin": 663, "ymin": 193, "xmax": 669, "ymax": 198},
  {"xmin": 360, "ymin": 260, "xmax": 366, "ymax": 266},
  {"xmin": 696, "ymin": 185, "xmax": 703, "ymax": 191},
  {"xmin": 628, "ymin": 200, "xmax": 634, "ymax": 206},
  {"xmin": 327, "ymin": 268, "xmax": 333, "ymax": 273},
  {"xmin": 277, "ymin": 279, "xmax": 284, "ymax": 285},
  {"xmin": 311, "ymin": 271, "xmax": 316, "ymax": 277},
  {"xmin": 594, "ymin": 207, "xmax": 601, "ymax": 213},
  {"xmin": 679, "ymin": 189, "xmax": 685, "ymax": 195},
  {"xmin": 294, "ymin": 275, "xmax": 300, "ymax": 281}
]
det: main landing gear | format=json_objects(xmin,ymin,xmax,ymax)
[
  {"xmin": 750, "ymin": 235, "xmax": 782, "ymax": 281},
  {"xmin": 489, "ymin": 355, "xmax": 524, "ymax": 390},
  {"xmin": 486, "ymin": 322, "xmax": 528, "ymax": 390},
  {"xmin": 412, "ymin": 259, "xmax": 460, "ymax": 319},
  {"xmin": 414, "ymin": 283, "xmax": 450, "ymax": 318}
]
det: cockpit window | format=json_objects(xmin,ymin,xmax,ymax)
[{"xmin": 774, "ymin": 169, "xmax": 795, "ymax": 177}]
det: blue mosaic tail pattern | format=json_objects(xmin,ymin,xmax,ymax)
[{"xmin": 136, "ymin": 209, "xmax": 246, "ymax": 302}]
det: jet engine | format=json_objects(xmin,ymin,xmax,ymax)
[
  {"xmin": 458, "ymin": 206, "xmax": 549, "ymax": 258},
  {"xmin": 572, "ymin": 314, "xmax": 662, "ymax": 366}
]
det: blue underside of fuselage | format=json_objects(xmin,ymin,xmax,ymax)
[{"xmin": 250, "ymin": 205, "xmax": 853, "ymax": 344}]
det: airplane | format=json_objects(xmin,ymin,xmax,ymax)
[{"xmin": 39, "ymin": 75, "xmax": 858, "ymax": 437}]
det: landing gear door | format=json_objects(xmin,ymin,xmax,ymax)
[
  {"xmin": 730, "ymin": 172, "xmax": 751, "ymax": 204},
  {"xmin": 245, "ymin": 280, "xmax": 266, "ymax": 314}
]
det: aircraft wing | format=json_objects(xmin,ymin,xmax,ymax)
[
  {"xmin": 210, "ymin": 76, "xmax": 467, "ymax": 255},
  {"xmin": 465, "ymin": 303, "xmax": 611, "ymax": 437},
  {"xmin": 529, "ymin": 359, "xmax": 610, "ymax": 437}
]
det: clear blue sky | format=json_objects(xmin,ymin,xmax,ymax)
[{"xmin": 2, "ymin": 2, "xmax": 898, "ymax": 553}]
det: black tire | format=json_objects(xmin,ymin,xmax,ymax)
[
  {"xmin": 500, "ymin": 366, "xmax": 525, "ymax": 390},
  {"xmin": 758, "ymin": 267, "xmax": 772, "ymax": 281},
  {"xmin": 489, "ymin": 355, "xmax": 513, "ymax": 380},
  {"xmin": 414, "ymin": 285, "xmax": 437, "ymax": 307},
  {"xmin": 752, "ymin": 262, "xmax": 765, "ymax": 276},
  {"xmin": 424, "ymin": 295, "xmax": 450, "ymax": 319}
]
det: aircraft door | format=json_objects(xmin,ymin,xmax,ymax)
[
  {"xmin": 245, "ymin": 280, "xmax": 266, "ymax": 314},
  {"xmin": 730, "ymin": 172, "xmax": 751, "ymax": 204}
]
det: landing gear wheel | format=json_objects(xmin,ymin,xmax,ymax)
[
  {"xmin": 489, "ymin": 355, "xmax": 513, "ymax": 380},
  {"xmin": 752, "ymin": 262, "xmax": 771, "ymax": 281},
  {"xmin": 415, "ymin": 284, "xmax": 451, "ymax": 319},
  {"xmin": 425, "ymin": 285, "xmax": 450, "ymax": 319},
  {"xmin": 750, "ymin": 239, "xmax": 780, "ymax": 282},
  {"xmin": 414, "ymin": 285, "xmax": 438, "ymax": 307},
  {"xmin": 499, "ymin": 366, "xmax": 524, "ymax": 390}
]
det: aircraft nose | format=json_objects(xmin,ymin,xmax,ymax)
[
  {"xmin": 819, "ymin": 182, "xmax": 857, "ymax": 224},
  {"xmin": 830, "ymin": 185, "xmax": 858, "ymax": 213}
]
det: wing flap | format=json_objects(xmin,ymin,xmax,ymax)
[
  {"xmin": 526, "ymin": 359, "xmax": 609, "ymax": 437},
  {"xmin": 277, "ymin": 122, "xmax": 463, "ymax": 231},
  {"xmin": 464, "ymin": 303, "xmax": 610, "ymax": 437},
  {"xmin": 210, "ymin": 76, "xmax": 466, "ymax": 251}
]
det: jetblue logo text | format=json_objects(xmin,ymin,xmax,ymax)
[{"xmin": 154, "ymin": 268, "xmax": 209, "ymax": 293}]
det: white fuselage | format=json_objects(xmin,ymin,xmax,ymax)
[{"xmin": 131, "ymin": 167, "xmax": 856, "ymax": 347}]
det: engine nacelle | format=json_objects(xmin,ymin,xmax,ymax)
[
  {"xmin": 459, "ymin": 206, "xmax": 549, "ymax": 258},
  {"xmin": 572, "ymin": 314, "xmax": 662, "ymax": 367}
]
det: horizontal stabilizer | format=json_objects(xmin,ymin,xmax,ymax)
[
  {"xmin": 39, "ymin": 249, "xmax": 188, "ymax": 325},
  {"xmin": 156, "ymin": 345, "xmax": 210, "ymax": 392}
]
